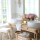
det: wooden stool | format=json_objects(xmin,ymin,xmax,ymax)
[{"xmin": 0, "ymin": 28, "xmax": 11, "ymax": 40}]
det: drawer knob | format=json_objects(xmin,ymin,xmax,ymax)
[{"xmin": 27, "ymin": 28, "xmax": 28, "ymax": 29}]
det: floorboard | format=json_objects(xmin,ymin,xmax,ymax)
[{"xmin": 7, "ymin": 38, "xmax": 16, "ymax": 40}]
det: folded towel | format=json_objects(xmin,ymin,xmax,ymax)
[
  {"xmin": 26, "ymin": 32, "xmax": 30, "ymax": 37},
  {"xmin": 19, "ymin": 32, "xmax": 30, "ymax": 37},
  {"xmin": 16, "ymin": 24, "xmax": 21, "ymax": 31}
]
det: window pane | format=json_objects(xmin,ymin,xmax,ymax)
[
  {"xmin": 3, "ymin": 0, "xmax": 6, "ymax": 2},
  {"xmin": 30, "ymin": 3, "xmax": 34, "ymax": 10},
  {"xmin": 3, "ymin": 0, "xmax": 5, "ymax": 2},
  {"xmin": 25, "ymin": 0, "xmax": 29, "ymax": 2},
  {"xmin": 5, "ymin": 0, "xmax": 6, "ymax": 1},
  {"xmin": 25, "ymin": 9, "xmax": 29, "ymax": 14},
  {"xmin": 0, "ymin": 14, "xmax": 2, "ymax": 24},
  {"xmin": 0, "ymin": 0, "xmax": 7, "ymax": 24},
  {"xmin": 25, "ymin": 3, "xmax": 29, "ymax": 9},
  {"xmin": 3, "ymin": 9, "xmax": 7, "ymax": 14},
  {"xmin": 30, "ymin": 0, "xmax": 34, "ymax": 3},
  {"xmin": 3, "ymin": 0, "xmax": 7, "ymax": 24},
  {"xmin": 3, "ymin": 2, "xmax": 7, "ymax": 8},
  {"xmin": 3, "ymin": 15, "xmax": 7, "ymax": 23},
  {"xmin": 34, "ymin": 10, "xmax": 36, "ymax": 14},
  {"xmin": 25, "ymin": 2, "xmax": 29, "ymax": 13},
  {"xmin": 30, "ymin": 10, "xmax": 34, "ymax": 13},
  {"xmin": 0, "ymin": 0, "xmax": 1, "ymax": 2},
  {"xmin": 0, "ymin": 3, "xmax": 1, "ymax": 9},
  {"xmin": 0, "ymin": 10, "xmax": 2, "ymax": 13}
]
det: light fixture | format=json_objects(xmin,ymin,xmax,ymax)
[
  {"xmin": 14, "ymin": 0, "xmax": 21, "ymax": 8},
  {"xmin": 14, "ymin": 0, "xmax": 16, "ymax": 3},
  {"xmin": 18, "ymin": 0, "xmax": 21, "ymax": 8}
]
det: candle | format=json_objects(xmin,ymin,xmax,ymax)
[
  {"xmin": 36, "ymin": 20, "xmax": 38, "ymax": 21},
  {"xmin": 23, "ymin": 21, "xmax": 26, "ymax": 24}
]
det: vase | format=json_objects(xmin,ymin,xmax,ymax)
[{"xmin": 29, "ymin": 19, "xmax": 34, "ymax": 21}]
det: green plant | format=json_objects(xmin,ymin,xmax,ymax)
[
  {"xmin": 3, "ymin": 18, "xmax": 7, "ymax": 21},
  {"xmin": 25, "ymin": 7, "xmax": 27, "ymax": 13}
]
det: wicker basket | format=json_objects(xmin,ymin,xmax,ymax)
[{"xmin": 15, "ymin": 30, "xmax": 34, "ymax": 40}]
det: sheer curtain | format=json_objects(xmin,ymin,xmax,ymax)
[
  {"xmin": 25, "ymin": 0, "xmax": 39, "ymax": 17},
  {"xmin": 0, "ymin": 0, "xmax": 11, "ymax": 24},
  {"xmin": 0, "ymin": 0, "xmax": 7, "ymax": 24}
]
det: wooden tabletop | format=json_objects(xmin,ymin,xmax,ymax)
[{"xmin": 9, "ymin": 22, "xmax": 40, "ymax": 34}]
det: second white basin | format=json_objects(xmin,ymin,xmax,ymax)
[
  {"xmin": 11, "ymin": 18, "xmax": 23, "ymax": 24},
  {"xmin": 27, "ymin": 21, "xmax": 40, "ymax": 29}
]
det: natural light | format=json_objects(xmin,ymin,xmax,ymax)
[
  {"xmin": 25, "ymin": 0, "xmax": 39, "ymax": 17},
  {"xmin": 0, "ymin": 0, "xmax": 7, "ymax": 24}
]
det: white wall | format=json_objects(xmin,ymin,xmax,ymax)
[
  {"xmin": 39, "ymin": 0, "xmax": 40, "ymax": 18},
  {"xmin": 11, "ymin": 0, "xmax": 16, "ymax": 19},
  {"xmin": 15, "ymin": 0, "xmax": 24, "ymax": 19},
  {"xmin": 11, "ymin": 0, "xmax": 16, "ymax": 13},
  {"xmin": 7, "ymin": 0, "xmax": 11, "ymax": 22},
  {"xmin": 7, "ymin": 0, "xmax": 16, "ymax": 22},
  {"xmin": 16, "ymin": 0, "xmax": 23, "ymax": 14},
  {"xmin": 11, "ymin": 0, "xmax": 24, "ymax": 19}
]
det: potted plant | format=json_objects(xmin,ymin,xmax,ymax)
[{"xmin": 23, "ymin": 14, "xmax": 37, "ymax": 21}]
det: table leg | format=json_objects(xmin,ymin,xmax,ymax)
[
  {"xmin": 3, "ymin": 33, "xmax": 4, "ymax": 40},
  {"xmin": 36, "ymin": 34, "xmax": 38, "ymax": 40},
  {"xmin": 30, "ymin": 38, "xmax": 32, "ymax": 40},
  {"xmin": 34, "ymin": 34, "xmax": 36, "ymax": 38},
  {"xmin": 11, "ymin": 27, "xmax": 13, "ymax": 39},
  {"xmin": 1, "ymin": 33, "xmax": 2, "ymax": 40}
]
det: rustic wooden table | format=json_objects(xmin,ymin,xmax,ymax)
[{"xmin": 9, "ymin": 22, "xmax": 40, "ymax": 40}]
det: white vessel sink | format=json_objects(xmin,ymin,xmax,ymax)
[
  {"xmin": 27, "ymin": 21, "xmax": 40, "ymax": 29},
  {"xmin": 11, "ymin": 18, "xmax": 23, "ymax": 24}
]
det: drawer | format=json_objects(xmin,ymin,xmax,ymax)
[
  {"xmin": 21, "ymin": 27, "xmax": 36, "ymax": 33},
  {"xmin": 21, "ymin": 27, "xmax": 27, "ymax": 31}
]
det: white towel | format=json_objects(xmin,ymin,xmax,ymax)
[
  {"xmin": 26, "ymin": 32, "xmax": 30, "ymax": 37},
  {"xmin": 19, "ymin": 32, "xmax": 30, "ymax": 37},
  {"xmin": 16, "ymin": 24, "xmax": 21, "ymax": 31}
]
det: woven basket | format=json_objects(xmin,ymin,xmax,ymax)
[{"xmin": 15, "ymin": 30, "xmax": 34, "ymax": 40}]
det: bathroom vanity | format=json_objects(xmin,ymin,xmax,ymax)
[{"xmin": 9, "ymin": 22, "xmax": 40, "ymax": 40}]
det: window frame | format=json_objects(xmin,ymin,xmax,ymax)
[
  {"xmin": 1, "ymin": 0, "xmax": 7, "ymax": 24},
  {"xmin": 0, "ymin": 0, "xmax": 11, "ymax": 24},
  {"xmin": 23, "ymin": 0, "xmax": 39, "ymax": 17}
]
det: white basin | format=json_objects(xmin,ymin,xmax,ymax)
[
  {"xmin": 27, "ymin": 21, "xmax": 40, "ymax": 29},
  {"xmin": 11, "ymin": 18, "xmax": 23, "ymax": 24}
]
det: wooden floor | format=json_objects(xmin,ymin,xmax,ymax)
[
  {"xmin": 7, "ymin": 38, "xmax": 16, "ymax": 40},
  {"xmin": 12, "ymin": 38, "xmax": 16, "ymax": 40}
]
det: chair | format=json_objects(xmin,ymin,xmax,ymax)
[{"xmin": 0, "ymin": 28, "xmax": 11, "ymax": 40}]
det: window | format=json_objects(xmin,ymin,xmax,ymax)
[
  {"xmin": 25, "ymin": 0, "xmax": 39, "ymax": 17},
  {"xmin": 0, "ymin": 0, "xmax": 7, "ymax": 24}
]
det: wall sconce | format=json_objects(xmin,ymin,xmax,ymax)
[
  {"xmin": 18, "ymin": 0, "xmax": 21, "ymax": 8},
  {"xmin": 14, "ymin": 0, "xmax": 21, "ymax": 8},
  {"xmin": 14, "ymin": 0, "xmax": 16, "ymax": 3}
]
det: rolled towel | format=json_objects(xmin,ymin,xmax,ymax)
[
  {"xmin": 23, "ymin": 32, "xmax": 27, "ymax": 36},
  {"xmin": 19, "ymin": 33, "xmax": 24, "ymax": 36},
  {"xmin": 19, "ymin": 33, "xmax": 26, "ymax": 36},
  {"xmin": 32, "ymin": 39, "xmax": 36, "ymax": 40},
  {"xmin": 19, "ymin": 32, "xmax": 30, "ymax": 37},
  {"xmin": 16, "ymin": 24, "xmax": 21, "ymax": 31},
  {"xmin": 23, "ymin": 32, "xmax": 30, "ymax": 37},
  {"xmin": 26, "ymin": 32, "xmax": 30, "ymax": 37}
]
